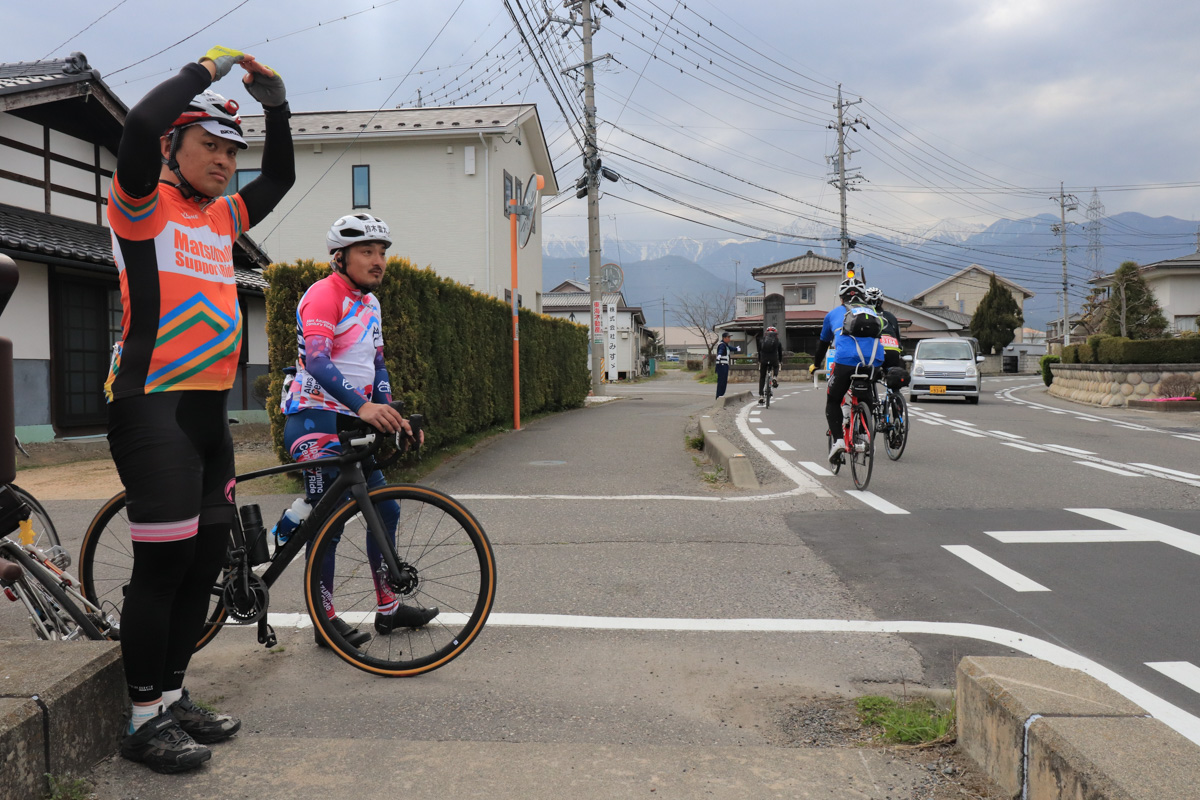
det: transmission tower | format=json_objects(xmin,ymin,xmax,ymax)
[{"xmin": 1085, "ymin": 188, "xmax": 1105, "ymax": 277}]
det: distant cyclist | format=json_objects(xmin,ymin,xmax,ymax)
[
  {"xmin": 757, "ymin": 326, "xmax": 784, "ymax": 404},
  {"xmin": 809, "ymin": 277, "xmax": 884, "ymax": 463},
  {"xmin": 107, "ymin": 45, "xmax": 294, "ymax": 774},
  {"xmin": 867, "ymin": 287, "xmax": 904, "ymax": 374},
  {"xmin": 281, "ymin": 213, "xmax": 437, "ymax": 650}
]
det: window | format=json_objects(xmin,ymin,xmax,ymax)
[
  {"xmin": 225, "ymin": 169, "xmax": 261, "ymax": 195},
  {"xmin": 53, "ymin": 275, "xmax": 121, "ymax": 428},
  {"xmin": 1175, "ymin": 315, "xmax": 1198, "ymax": 333},
  {"xmin": 352, "ymin": 165, "xmax": 370, "ymax": 208},
  {"xmin": 783, "ymin": 284, "xmax": 815, "ymax": 305}
]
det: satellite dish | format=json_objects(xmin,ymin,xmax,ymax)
[
  {"xmin": 517, "ymin": 173, "xmax": 544, "ymax": 249},
  {"xmin": 599, "ymin": 262, "xmax": 624, "ymax": 293}
]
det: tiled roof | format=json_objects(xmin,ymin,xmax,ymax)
[
  {"xmin": 542, "ymin": 291, "xmax": 628, "ymax": 310},
  {"xmin": 0, "ymin": 53, "xmax": 96, "ymax": 95},
  {"xmin": 921, "ymin": 305, "xmax": 973, "ymax": 326},
  {"xmin": 240, "ymin": 104, "xmax": 534, "ymax": 139},
  {"xmin": 750, "ymin": 250, "xmax": 842, "ymax": 277},
  {"xmin": 0, "ymin": 203, "xmax": 269, "ymax": 291},
  {"xmin": 912, "ymin": 264, "xmax": 1035, "ymax": 300}
]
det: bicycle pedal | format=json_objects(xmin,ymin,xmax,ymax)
[{"xmin": 257, "ymin": 620, "xmax": 277, "ymax": 648}]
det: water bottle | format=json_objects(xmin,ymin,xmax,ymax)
[
  {"xmin": 239, "ymin": 504, "xmax": 271, "ymax": 566},
  {"xmin": 272, "ymin": 498, "xmax": 312, "ymax": 547},
  {"xmin": 841, "ymin": 404, "xmax": 851, "ymax": 427}
]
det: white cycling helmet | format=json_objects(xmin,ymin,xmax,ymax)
[
  {"xmin": 162, "ymin": 89, "xmax": 246, "ymax": 199},
  {"xmin": 326, "ymin": 213, "xmax": 393, "ymax": 253},
  {"xmin": 837, "ymin": 277, "xmax": 867, "ymax": 299},
  {"xmin": 865, "ymin": 286, "xmax": 883, "ymax": 303}
]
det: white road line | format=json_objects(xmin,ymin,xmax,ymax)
[
  {"xmin": 1074, "ymin": 417, "xmax": 1100, "ymax": 422},
  {"xmin": 1047, "ymin": 409, "xmax": 1067, "ymax": 414},
  {"xmin": 955, "ymin": 430, "xmax": 986, "ymax": 438},
  {"xmin": 989, "ymin": 431, "xmax": 1025, "ymax": 439},
  {"xmin": 1130, "ymin": 463, "xmax": 1200, "ymax": 480},
  {"xmin": 771, "ymin": 440, "xmax": 796, "ymax": 451},
  {"xmin": 955, "ymin": 420, "xmax": 978, "ymax": 426},
  {"xmin": 1173, "ymin": 434, "xmax": 1200, "ymax": 442},
  {"xmin": 844, "ymin": 490, "xmax": 910, "ymax": 515},
  {"xmin": 1147, "ymin": 662, "xmax": 1200, "ymax": 696},
  {"xmin": 918, "ymin": 419, "xmax": 943, "ymax": 426},
  {"xmin": 797, "ymin": 461, "xmax": 834, "ymax": 477},
  {"xmin": 1002, "ymin": 442, "xmax": 1045, "ymax": 453},
  {"xmin": 1074, "ymin": 461, "xmax": 1143, "ymax": 477},
  {"xmin": 942, "ymin": 545, "xmax": 1050, "ymax": 592},
  {"xmin": 1116, "ymin": 424, "xmax": 1148, "ymax": 431},
  {"xmin": 735, "ymin": 402, "xmax": 829, "ymax": 496},
  {"xmin": 756, "ymin": 428, "xmax": 775, "ymax": 435},
  {"xmin": 250, "ymin": 612, "xmax": 1200, "ymax": 745},
  {"xmin": 924, "ymin": 411, "xmax": 946, "ymax": 418},
  {"xmin": 1040, "ymin": 444, "xmax": 1097, "ymax": 455}
]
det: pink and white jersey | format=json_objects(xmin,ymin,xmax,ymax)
[{"xmin": 281, "ymin": 274, "xmax": 383, "ymax": 415}]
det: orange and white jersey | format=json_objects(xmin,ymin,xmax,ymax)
[{"xmin": 105, "ymin": 177, "xmax": 248, "ymax": 401}]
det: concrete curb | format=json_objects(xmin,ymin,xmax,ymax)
[
  {"xmin": 0, "ymin": 641, "xmax": 124, "ymax": 799},
  {"xmin": 957, "ymin": 655, "xmax": 1200, "ymax": 799},
  {"xmin": 698, "ymin": 399, "xmax": 759, "ymax": 490}
]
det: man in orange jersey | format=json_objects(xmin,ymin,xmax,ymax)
[{"xmin": 106, "ymin": 45, "xmax": 294, "ymax": 774}]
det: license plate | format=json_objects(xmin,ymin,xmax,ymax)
[{"xmin": 930, "ymin": 385, "xmax": 946, "ymax": 394}]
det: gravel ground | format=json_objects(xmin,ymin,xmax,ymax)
[{"xmin": 774, "ymin": 696, "xmax": 1002, "ymax": 800}]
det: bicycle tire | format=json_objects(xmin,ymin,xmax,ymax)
[
  {"xmin": 2, "ymin": 543, "xmax": 103, "ymax": 640},
  {"xmin": 764, "ymin": 377, "xmax": 772, "ymax": 409},
  {"xmin": 306, "ymin": 484, "xmax": 496, "ymax": 677},
  {"xmin": 884, "ymin": 393, "xmax": 908, "ymax": 461},
  {"xmin": 849, "ymin": 405, "xmax": 874, "ymax": 491},
  {"xmin": 80, "ymin": 492, "xmax": 229, "ymax": 650},
  {"xmin": 826, "ymin": 430, "xmax": 842, "ymax": 475},
  {"xmin": 7, "ymin": 484, "xmax": 60, "ymax": 549}
]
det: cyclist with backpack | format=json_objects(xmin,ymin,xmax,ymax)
[
  {"xmin": 867, "ymin": 287, "xmax": 904, "ymax": 374},
  {"xmin": 757, "ymin": 326, "xmax": 784, "ymax": 405},
  {"xmin": 280, "ymin": 213, "xmax": 438, "ymax": 651},
  {"xmin": 107, "ymin": 45, "xmax": 294, "ymax": 774},
  {"xmin": 809, "ymin": 276, "xmax": 885, "ymax": 463}
]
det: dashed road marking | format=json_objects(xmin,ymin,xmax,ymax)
[
  {"xmin": 797, "ymin": 461, "xmax": 834, "ymax": 477},
  {"xmin": 1147, "ymin": 662, "xmax": 1200, "ymax": 697},
  {"xmin": 955, "ymin": 430, "xmax": 986, "ymax": 438},
  {"xmin": 844, "ymin": 490, "xmax": 909, "ymax": 515},
  {"xmin": 942, "ymin": 545, "xmax": 1050, "ymax": 592},
  {"xmin": 1002, "ymin": 442, "xmax": 1045, "ymax": 453},
  {"xmin": 771, "ymin": 440, "xmax": 795, "ymax": 452},
  {"xmin": 756, "ymin": 428, "xmax": 775, "ymax": 435},
  {"xmin": 1129, "ymin": 463, "xmax": 1200, "ymax": 481},
  {"xmin": 1074, "ymin": 461, "xmax": 1143, "ymax": 477},
  {"xmin": 989, "ymin": 431, "xmax": 1025, "ymax": 439}
]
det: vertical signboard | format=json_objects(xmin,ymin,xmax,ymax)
[
  {"xmin": 593, "ymin": 301, "xmax": 603, "ymax": 343},
  {"xmin": 605, "ymin": 303, "xmax": 619, "ymax": 382}
]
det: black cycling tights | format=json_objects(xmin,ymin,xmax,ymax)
[{"xmin": 121, "ymin": 525, "xmax": 227, "ymax": 702}]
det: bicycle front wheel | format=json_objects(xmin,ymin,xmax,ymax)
[
  {"xmin": 80, "ymin": 493, "xmax": 229, "ymax": 650},
  {"xmin": 306, "ymin": 484, "xmax": 496, "ymax": 677},
  {"xmin": 3, "ymin": 543, "xmax": 103, "ymax": 640},
  {"xmin": 7, "ymin": 484, "xmax": 60, "ymax": 549},
  {"xmin": 884, "ymin": 393, "xmax": 908, "ymax": 461},
  {"xmin": 849, "ymin": 405, "xmax": 874, "ymax": 491}
]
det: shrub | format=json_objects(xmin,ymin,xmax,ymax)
[
  {"xmin": 1159, "ymin": 373, "xmax": 1199, "ymax": 398},
  {"xmin": 1097, "ymin": 336, "xmax": 1131, "ymax": 363},
  {"xmin": 1040, "ymin": 354, "xmax": 1060, "ymax": 386},
  {"xmin": 1102, "ymin": 337, "xmax": 1200, "ymax": 365},
  {"xmin": 685, "ymin": 359, "xmax": 703, "ymax": 371},
  {"xmin": 1061, "ymin": 345, "xmax": 1079, "ymax": 363},
  {"xmin": 1076, "ymin": 342, "xmax": 1094, "ymax": 363},
  {"xmin": 264, "ymin": 258, "xmax": 589, "ymax": 461}
]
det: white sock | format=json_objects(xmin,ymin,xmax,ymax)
[
  {"xmin": 162, "ymin": 688, "xmax": 184, "ymax": 708},
  {"xmin": 129, "ymin": 702, "xmax": 162, "ymax": 733}
]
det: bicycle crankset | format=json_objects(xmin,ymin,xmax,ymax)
[{"xmin": 222, "ymin": 570, "xmax": 269, "ymax": 622}]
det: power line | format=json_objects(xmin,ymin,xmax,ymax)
[{"xmin": 107, "ymin": 0, "xmax": 254, "ymax": 77}]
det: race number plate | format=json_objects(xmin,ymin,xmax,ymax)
[
  {"xmin": 880, "ymin": 335, "xmax": 900, "ymax": 349},
  {"xmin": 931, "ymin": 385, "xmax": 947, "ymax": 394}
]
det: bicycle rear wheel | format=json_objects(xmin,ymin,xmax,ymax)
[
  {"xmin": 306, "ymin": 484, "xmax": 496, "ymax": 677},
  {"xmin": 884, "ymin": 393, "xmax": 908, "ymax": 461},
  {"xmin": 2, "ymin": 543, "xmax": 103, "ymax": 640},
  {"xmin": 80, "ymin": 492, "xmax": 229, "ymax": 650},
  {"xmin": 6, "ymin": 484, "xmax": 60, "ymax": 549},
  {"xmin": 764, "ymin": 377, "xmax": 772, "ymax": 409},
  {"xmin": 849, "ymin": 405, "xmax": 874, "ymax": 490}
]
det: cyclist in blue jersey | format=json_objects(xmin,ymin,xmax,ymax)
[{"xmin": 809, "ymin": 277, "xmax": 885, "ymax": 463}]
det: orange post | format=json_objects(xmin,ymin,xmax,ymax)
[{"xmin": 509, "ymin": 197, "xmax": 521, "ymax": 431}]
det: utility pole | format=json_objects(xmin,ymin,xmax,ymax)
[
  {"xmin": 1050, "ymin": 183, "xmax": 1079, "ymax": 346},
  {"xmin": 828, "ymin": 84, "xmax": 867, "ymax": 268},
  {"xmin": 580, "ymin": 0, "xmax": 603, "ymax": 394}
]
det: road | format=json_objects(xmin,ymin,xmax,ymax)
[{"xmin": 741, "ymin": 374, "xmax": 1200, "ymax": 734}]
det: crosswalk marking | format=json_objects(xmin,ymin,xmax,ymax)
[{"xmin": 942, "ymin": 545, "xmax": 1050, "ymax": 592}]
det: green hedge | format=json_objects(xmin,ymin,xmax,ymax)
[
  {"xmin": 263, "ymin": 258, "xmax": 589, "ymax": 462},
  {"xmin": 1039, "ymin": 354, "xmax": 1060, "ymax": 386},
  {"xmin": 1058, "ymin": 337, "xmax": 1200, "ymax": 368}
]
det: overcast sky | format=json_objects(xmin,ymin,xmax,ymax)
[{"xmin": 13, "ymin": 0, "xmax": 1200, "ymax": 245}]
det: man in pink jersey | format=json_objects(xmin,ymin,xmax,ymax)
[{"xmin": 282, "ymin": 213, "xmax": 436, "ymax": 649}]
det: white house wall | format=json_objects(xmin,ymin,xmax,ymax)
[
  {"xmin": 246, "ymin": 300, "xmax": 269, "ymax": 364},
  {"xmin": 0, "ymin": 112, "xmax": 116, "ymax": 225},
  {"xmin": 240, "ymin": 133, "xmax": 543, "ymax": 311},
  {"xmin": 1150, "ymin": 273, "xmax": 1200, "ymax": 325},
  {"xmin": 0, "ymin": 259, "xmax": 49, "ymax": 359}
]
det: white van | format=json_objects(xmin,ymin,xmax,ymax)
[{"xmin": 909, "ymin": 337, "xmax": 985, "ymax": 404}]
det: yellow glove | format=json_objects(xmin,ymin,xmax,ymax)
[
  {"xmin": 808, "ymin": 363, "xmax": 817, "ymax": 375},
  {"xmin": 200, "ymin": 46, "xmax": 246, "ymax": 80}
]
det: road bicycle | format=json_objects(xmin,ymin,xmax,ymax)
[
  {"xmin": 79, "ymin": 405, "xmax": 496, "ymax": 677},
  {"xmin": 761, "ymin": 366, "xmax": 776, "ymax": 409},
  {"xmin": 7, "ymin": 438, "xmax": 62, "ymax": 550},
  {"xmin": 0, "ymin": 486, "xmax": 117, "ymax": 641},
  {"xmin": 826, "ymin": 372, "xmax": 875, "ymax": 490},
  {"xmin": 873, "ymin": 381, "xmax": 909, "ymax": 462}
]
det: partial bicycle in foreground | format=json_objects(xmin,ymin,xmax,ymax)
[{"xmin": 80, "ymin": 404, "xmax": 496, "ymax": 677}]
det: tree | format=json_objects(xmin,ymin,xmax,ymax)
[
  {"xmin": 641, "ymin": 329, "xmax": 662, "ymax": 361},
  {"xmin": 1102, "ymin": 261, "xmax": 1167, "ymax": 339},
  {"xmin": 970, "ymin": 274, "xmax": 1024, "ymax": 354},
  {"xmin": 675, "ymin": 290, "xmax": 735, "ymax": 362},
  {"xmin": 1077, "ymin": 280, "xmax": 1110, "ymax": 337}
]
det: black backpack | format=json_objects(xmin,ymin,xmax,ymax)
[{"xmin": 841, "ymin": 303, "xmax": 883, "ymax": 339}]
